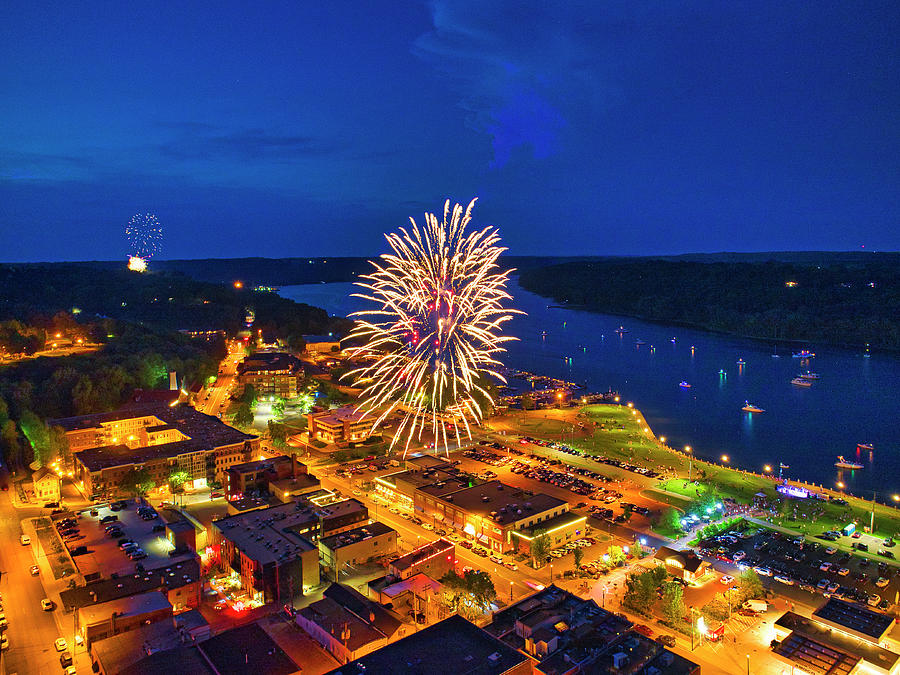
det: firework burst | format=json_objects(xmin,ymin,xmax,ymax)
[
  {"xmin": 125, "ymin": 213, "xmax": 163, "ymax": 270},
  {"xmin": 346, "ymin": 198, "xmax": 521, "ymax": 456}
]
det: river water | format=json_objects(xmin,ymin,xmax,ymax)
[{"xmin": 281, "ymin": 280, "xmax": 900, "ymax": 497}]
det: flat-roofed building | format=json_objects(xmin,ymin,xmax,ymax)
[
  {"xmin": 54, "ymin": 404, "xmax": 258, "ymax": 496},
  {"xmin": 813, "ymin": 597, "xmax": 896, "ymax": 644},
  {"xmin": 324, "ymin": 614, "xmax": 533, "ymax": 675},
  {"xmin": 307, "ymin": 406, "xmax": 377, "ymax": 445},
  {"xmin": 210, "ymin": 497, "xmax": 369, "ymax": 604},
  {"xmin": 319, "ymin": 522, "xmax": 397, "ymax": 580},
  {"xmin": 389, "ymin": 538, "xmax": 455, "ymax": 581},
  {"xmin": 199, "ymin": 623, "xmax": 300, "ymax": 675},
  {"xmin": 77, "ymin": 591, "xmax": 173, "ymax": 647},
  {"xmin": 237, "ymin": 351, "xmax": 304, "ymax": 398},
  {"xmin": 225, "ymin": 455, "xmax": 311, "ymax": 500}
]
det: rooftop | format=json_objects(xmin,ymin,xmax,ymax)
[
  {"xmin": 324, "ymin": 614, "xmax": 531, "ymax": 675},
  {"xmin": 199, "ymin": 622, "xmax": 299, "ymax": 675},
  {"xmin": 380, "ymin": 573, "xmax": 443, "ymax": 600},
  {"xmin": 119, "ymin": 646, "xmax": 214, "ymax": 675},
  {"xmin": 91, "ymin": 621, "xmax": 194, "ymax": 675},
  {"xmin": 60, "ymin": 558, "xmax": 201, "ymax": 612},
  {"xmin": 655, "ymin": 546, "xmax": 706, "ymax": 574},
  {"xmin": 513, "ymin": 511, "xmax": 588, "ymax": 540},
  {"xmin": 432, "ymin": 480, "xmax": 567, "ymax": 523},
  {"xmin": 812, "ymin": 597, "xmax": 896, "ymax": 641},
  {"xmin": 77, "ymin": 590, "xmax": 171, "ymax": 626},
  {"xmin": 320, "ymin": 521, "xmax": 395, "ymax": 550},
  {"xmin": 62, "ymin": 404, "xmax": 256, "ymax": 471},
  {"xmin": 228, "ymin": 455, "xmax": 294, "ymax": 476},
  {"xmin": 775, "ymin": 611, "xmax": 899, "ymax": 674},
  {"xmin": 773, "ymin": 631, "xmax": 859, "ymax": 675},
  {"xmin": 311, "ymin": 406, "xmax": 374, "ymax": 426},
  {"xmin": 238, "ymin": 351, "xmax": 303, "ymax": 374},
  {"xmin": 389, "ymin": 538, "xmax": 454, "ymax": 572}
]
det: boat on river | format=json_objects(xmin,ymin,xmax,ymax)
[
  {"xmin": 736, "ymin": 358, "xmax": 746, "ymax": 366},
  {"xmin": 835, "ymin": 456, "xmax": 864, "ymax": 470},
  {"xmin": 791, "ymin": 377, "xmax": 812, "ymax": 387},
  {"xmin": 742, "ymin": 401, "xmax": 765, "ymax": 413},
  {"xmin": 615, "ymin": 326, "xmax": 628, "ymax": 334},
  {"xmin": 792, "ymin": 350, "xmax": 815, "ymax": 359},
  {"xmin": 679, "ymin": 381, "xmax": 691, "ymax": 389},
  {"xmin": 799, "ymin": 372, "xmax": 820, "ymax": 380}
]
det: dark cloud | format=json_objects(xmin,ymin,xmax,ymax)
[{"xmin": 158, "ymin": 128, "xmax": 342, "ymax": 162}]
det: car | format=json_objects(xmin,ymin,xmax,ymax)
[
  {"xmin": 799, "ymin": 583, "xmax": 816, "ymax": 593},
  {"xmin": 55, "ymin": 637, "xmax": 68, "ymax": 652},
  {"xmin": 878, "ymin": 550, "xmax": 896, "ymax": 559},
  {"xmin": 65, "ymin": 665, "xmax": 77, "ymax": 675},
  {"xmin": 819, "ymin": 562, "xmax": 833, "ymax": 572},
  {"xmin": 657, "ymin": 635, "xmax": 677, "ymax": 647},
  {"xmin": 868, "ymin": 594, "xmax": 882, "ymax": 607},
  {"xmin": 505, "ymin": 561, "xmax": 519, "ymax": 571},
  {"xmin": 19, "ymin": 534, "xmax": 31, "ymax": 545},
  {"xmin": 876, "ymin": 577, "xmax": 890, "ymax": 588},
  {"xmin": 60, "ymin": 651, "xmax": 73, "ymax": 668},
  {"xmin": 130, "ymin": 552, "xmax": 147, "ymax": 560},
  {"xmin": 421, "ymin": 523, "xmax": 434, "ymax": 531},
  {"xmin": 41, "ymin": 598, "xmax": 55, "ymax": 611},
  {"xmin": 838, "ymin": 568, "xmax": 850, "ymax": 576},
  {"xmin": 775, "ymin": 575, "xmax": 794, "ymax": 585},
  {"xmin": 824, "ymin": 546, "xmax": 837, "ymax": 555},
  {"xmin": 878, "ymin": 599, "xmax": 890, "ymax": 611},
  {"xmin": 100, "ymin": 515, "xmax": 118, "ymax": 523},
  {"xmin": 213, "ymin": 600, "xmax": 228, "ymax": 611},
  {"xmin": 30, "ymin": 564, "xmax": 40, "ymax": 576},
  {"xmin": 826, "ymin": 582, "xmax": 840, "ymax": 593},
  {"xmin": 0, "ymin": 635, "xmax": 7, "ymax": 650},
  {"xmin": 719, "ymin": 575, "xmax": 735, "ymax": 585},
  {"xmin": 753, "ymin": 566, "xmax": 773, "ymax": 577},
  {"xmin": 633, "ymin": 624, "xmax": 654, "ymax": 638},
  {"xmin": 817, "ymin": 578, "xmax": 829, "ymax": 590},
  {"xmin": 210, "ymin": 491, "xmax": 223, "ymax": 499}
]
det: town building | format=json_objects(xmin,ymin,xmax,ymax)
[
  {"xmin": 209, "ymin": 497, "xmax": 369, "ymax": 604},
  {"xmin": 307, "ymin": 406, "xmax": 377, "ymax": 445},
  {"xmin": 32, "ymin": 467, "xmax": 61, "ymax": 502},
  {"xmin": 295, "ymin": 583, "xmax": 406, "ymax": 665},
  {"xmin": 76, "ymin": 591, "xmax": 173, "ymax": 647},
  {"xmin": 485, "ymin": 585, "xmax": 698, "ymax": 675},
  {"xmin": 372, "ymin": 573, "xmax": 445, "ymax": 623},
  {"xmin": 388, "ymin": 538, "xmax": 455, "ymax": 580},
  {"xmin": 237, "ymin": 351, "xmax": 304, "ymax": 398},
  {"xmin": 653, "ymin": 546, "xmax": 710, "ymax": 584},
  {"xmin": 198, "ymin": 623, "xmax": 299, "ymax": 675},
  {"xmin": 225, "ymin": 455, "xmax": 314, "ymax": 500},
  {"xmin": 52, "ymin": 403, "xmax": 258, "ymax": 496},
  {"xmin": 325, "ymin": 614, "xmax": 533, "ymax": 675},
  {"xmin": 304, "ymin": 334, "xmax": 341, "ymax": 354},
  {"xmin": 319, "ymin": 521, "xmax": 398, "ymax": 580}
]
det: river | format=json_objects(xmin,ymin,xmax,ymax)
[{"xmin": 281, "ymin": 280, "xmax": 900, "ymax": 498}]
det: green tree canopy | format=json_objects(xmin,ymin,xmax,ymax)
[
  {"xmin": 530, "ymin": 528, "xmax": 551, "ymax": 567},
  {"xmin": 439, "ymin": 569, "xmax": 497, "ymax": 619}
]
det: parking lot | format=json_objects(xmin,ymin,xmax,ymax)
[
  {"xmin": 71, "ymin": 500, "xmax": 191, "ymax": 577},
  {"xmin": 700, "ymin": 524, "xmax": 900, "ymax": 613}
]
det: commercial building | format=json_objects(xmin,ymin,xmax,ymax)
[
  {"xmin": 485, "ymin": 585, "xmax": 698, "ymax": 675},
  {"xmin": 77, "ymin": 591, "xmax": 173, "ymax": 647},
  {"xmin": 60, "ymin": 558, "xmax": 202, "ymax": 614},
  {"xmin": 53, "ymin": 404, "xmax": 259, "ymax": 496},
  {"xmin": 307, "ymin": 406, "xmax": 377, "ymax": 445},
  {"xmin": 325, "ymin": 614, "xmax": 533, "ymax": 675},
  {"xmin": 304, "ymin": 335, "xmax": 342, "ymax": 354},
  {"xmin": 653, "ymin": 546, "xmax": 710, "ymax": 584},
  {"xmin": 388, "ymin": 538, "xmax": 455, "ymax": 581},
  {"xmin": 319, "ymin": 522, "xmax": 398, "ymax": 580},
  {"xmin": 199, "ymin": 623, "xmax": 299, "ymax": 675},
  {"xmin": 225, "ymin": 455, "xmax": 317, "ymax": 500},
  {"xmin": 296, "ymin": 583, "xmax": 406, "ymax": 665},
  {"xmin": 209, "ymin": 497, "xmax": 369, "ymax": 604},
  {"xmin": 374, "ymin": 459, "xmax": 581, "ymax": 554},
  {"xmin": 89, "ymin": 618, "xmax": 211, "ymax": 675},
  {"xmin": 237, "ymin": 351, "xmax": 304, "ymax": 398}
]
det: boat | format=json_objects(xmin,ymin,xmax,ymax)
[
  {"xmin": 671, "ymin": 337, "xmax": 677, "ymax": 343},
  {"xmin": 615, "ymin": 326, "xmax": 628, "ymax": 334},
  {"xmin": 791, "ymin": 377, "xmax": 812, "ymax": 387},
  {"xmin": 718, "ymin": 369, "xmax": 727, "ymax": 376},
  {"xmin": 799, "ymin": 372, "xmax": 820, "ymax": 380},
  {"xmin": 541, "ymin": 330, "xmax": 548, "ymax": 337},
  {"xmin": 742, "ymin": 401, "xmax": 764, "ymax": 413},
  {"xmin": 857, "ymin": 443, "xmax": 874, "ymax": 452},
  {"xmin": 792, "ymin": 350, "xmax": 815, "ymax": 359},
  {"xmin": 835, "ymin": 456, "xmax": 864, "ymax": 470},
  {"xmin": 635, "ymin": 339, "xmax": 646, "ymax": 346},
  {"xmin": 863, "ymin": 343, "xmax": 871, "ymax": 359},
  {"xmin": 679, "ymin": 381, "xmax": 691, "ymax": 389},
  {"xmin": 736, "ymin": 358, "xmax": 746, "ymax": 366}
]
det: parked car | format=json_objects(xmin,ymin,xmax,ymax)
[
  {"xmin": 100, "ymin": 515, "xmax": 118, "ymax": 524},
  {"xmin": 19, "ymin": 534, "xmax": 30, "ymax": 545},
  {"xmin": 30, "ymin": 565, "xmax": 40, "ymax": 576},
  {"xmin": 40, "ymin": 599, "xmax": 55, "ymax": 611}
]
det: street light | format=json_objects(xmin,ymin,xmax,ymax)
[
  {"xmin": 510, "ymin": 581, "xmax": 513, "ymax": 602},
  {"xmin": 763, "ymin": 464, "xmax": 772, "ymax": 474},
  {"xmin": 721, "ymin": 454, "xmax": 729, "ymax": 464},
  {"xmin": 746, "ymin": 654, "xmax": 750, "ymax": 675},
  {"xmin": 685, "ymin": 446, "xmax": 693, "ymax": 483}
]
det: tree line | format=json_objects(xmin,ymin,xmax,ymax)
[{"xmin": 519, "ymin": 256, "xmax": 900, "ymax": 350}]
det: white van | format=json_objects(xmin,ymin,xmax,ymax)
[{"xmin": 19, "ymin": 534, "xmax": 30, "ymax": 546}]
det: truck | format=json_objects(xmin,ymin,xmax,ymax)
[{"xmin": 742, "ymin": 599, "xmax": 768, "ymax": 613}]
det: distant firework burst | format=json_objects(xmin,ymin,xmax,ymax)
[
  {"xmin": 125, "ymin": 213, "xmax": 163, "ymax": 271},
  {"xmin": 346, "ymin": 198, "xmax": 521, "ymax": 456}
]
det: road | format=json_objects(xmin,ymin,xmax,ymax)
[
  {"xmin": 0, "ymin": 493, "xmax": 71, "ymax": 675},
  {"xmin": 197, "ymin": 344, "xmax": 243, "ymax": 417}
]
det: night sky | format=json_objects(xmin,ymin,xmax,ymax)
[{"xmin": 2, "ymin": 1, "xmax": 898, "ymax": 261}]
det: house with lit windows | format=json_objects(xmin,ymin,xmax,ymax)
[{"xmin": 306, "ymin": 406, "xmax": 377, "ymax": 446}]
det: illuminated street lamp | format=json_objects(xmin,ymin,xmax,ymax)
[
  {"xmin": 659, "ymin": 436, "xmax": 666, "ymax": 445},
  {"xmin": 685, "ymin": 446, "xmax": 693, "ymax": 483},
  {"xmin": 510, "ymin": 581, "xmax": 513, "ymax": 602},
  {"xmin": 763, "ymin": 464, "xmax": 772, "ymax": 474},
  {"xmin": 893, "ymin": 495, "xmax": 900, "ymax": 503},
  {"xmin": 721, "ymin": 454, "xmax": 729, "ymax": 464}
]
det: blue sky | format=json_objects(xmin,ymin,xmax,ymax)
[{"xmin": 1, "ymin": 1, "xmax": 897, "ymax": 261}]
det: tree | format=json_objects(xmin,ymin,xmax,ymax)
[
  {"xmin": 268, "ymin": 420, "xmax": 289, "ymax": 446},
  {"xmin": 240, "ymin": 384, "xmax": 257, "ymax": 406},
  {"xmin": 19, "ymin": 410, "xmax": 51, "ymax": 466},
  {"xmin": 739, "ymin": 569, "xmax": 764, "ymax": 600},
  {"xmin": 659, "ymin": 507, "xmax": 684, "ymax": 535},
  {"xmin": 0, "ymin": 419, "xmax": 21, "ymax": 469},
  {"xmin": 439, "ymin": 570, "xmax": 497, "ymax": 619},
  {"xmin": 234, "ymin": 403, "xmax": 254, "ymax": 428},
  {"xmin": 530, "ymin": 528, "xmax": 551, "ymax": 568},
  {"xmin": 608, "ymin": 545, "xmax": 626, "ymax": 567},
  {"xmin": 573, "ymin": 546, "xmax": 584, "ymax": 569},
  {"xmin": 621, "ymin": 503, "xmax": 633, "ymax": 522},
  {"xmin": 167, "ymin": 469, "xmax": 190, "ymax": 492},
  {"xmin": 521, "ymin": 394, "xmax": 536, "ymax": 411},
  {"xmin": 662, "ymin": 581, "xmax": 686, "ymax": 625},
  {"xmin": 271, "ymin": 397, "xmax": 286, "ymax": 418},
  {"xmin": 120, "ymin": 467, "xmax": 154, "ymax": 496}
]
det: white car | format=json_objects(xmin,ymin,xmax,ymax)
[
  {"xmin": 19, "ymin": 534, "xmax": 30, "ymax": 546},
  {"xmin": 55, "ymin": 637, "xmax": 68, "ymax": 652},
  {"xmin": 719, "ymin": 575, "xmax": 735, "ymax": 585},
  {"xmin": 0, "ymin": 635, "xmax": 8, "ymax": 651},
  {"xmin": 421, "ymin": 523, "xmax": 434, "ymax": 531},
  {"xmin": 774, "ymin": 575, "xmax": 794, "ymax": 585},
  {"xmin": 868, "ymin": 594, "xmax": 882, "ymax": 607},
  {"xmin": 819, "ymin": 562, "xmax": 833, "ymax": 572},
  {"xmin": 41, "ymin": 599, "xmax": 55, "ymax": 611},
  {"xmin": 876, "ymin": 577, "xmax": 890, "ymax": 588}
]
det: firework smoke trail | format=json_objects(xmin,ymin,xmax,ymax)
[{"xmin": 346, "ymin": 199, "xmax": 522, "ymax": 457}]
